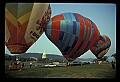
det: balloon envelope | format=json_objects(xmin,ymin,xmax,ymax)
[
  {"xmin": 45, "ymin": 12, "xmax": 100, "ymax": 61},
  {"xmin": 5, "ymin": 3, "xmax": 51, "ymax": 54},
  {"xmin": 90, "ymin": 35, "xmax": 111, "ymax": 59}
]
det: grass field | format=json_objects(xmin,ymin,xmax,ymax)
[{"xmin": 5, "ymin": 61, "xmax": 116, "ymax": 78}]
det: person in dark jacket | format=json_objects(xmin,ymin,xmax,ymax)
[{"xmin": 111, "ymin": 60, "xmax": 115, "ymax": 69}]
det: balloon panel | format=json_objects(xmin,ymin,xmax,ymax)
[
  {"xmin": 45, "ymin": 12, "xmax": 100, "ymax": 61},
  {"xmin": 90, "ymin": 35, "xmax": 111, "ymax": 59},
  {"xmin": 5, "ymin": 3, "xmax": 51, "ymax": 54}
]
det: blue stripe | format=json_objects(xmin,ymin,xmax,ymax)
[
  {"xmin": 85, "ymin": 27, "xmax": 90, "ymax": 40},
  {"xmin": 82, "ymin": 16, "xmax": 87, "ymax": 39},
  {"xmin": 61, "ymin": 42, "xmax": 68, "ymax": 53},
  {"xmin": 69, "ymin": 13, "xmax": 76, "ymax": 22},
  {"xmin": 46, "ymin": 29, "xmax": 51, "ymax": 37},
  {"xmin": 73, "ymin": 21, "xmax": 77, "ymax": 35},
  {"xmin": 83, "ymin": 27, "xmax": 91, "ymax": 51},
  {"xmin": 66, "ymin": 21, "xmax": 73, "ymax": 33},
  {"xmin": 46, "ymin": 20, "xmax": 52, "ymax": 29},
  {"xmin": 90, "ymin": 20, "xmax": 94, "ymax": 28},
  {"xmin": 63, "ymin": 13, "xmax": 72, "ymax": 21},
  {"xmin": 100, "ymin": 35, "xmax": 106, "ymax": 42},
  {"xmin": 60, "ymin": 20, "xmax": 66, "ymax": 32},
  {"xmin": 69, "ymin": 34, "xmax": 75, "ymax": 47},
  {"xmin": 73, "ymin": 13, "xmax": 79, "ymax": 22},
  {"xmin": 56, "ymin": 40, "xmax": 64, "ymax": 51},
  {"xmin": 64, "ymin": 46, "xmax": 71, "ymax": 53},
  {"xmin": 89, "ymin": 20, "xmax": 94, "ymax": 41},
  {"xmin": 72, "ymin": 36, "xmax": 78, "ymax": 48},
  {"xmin": 59, "ymin": 31, "xmax": 64, "ymax": 41},
  {"xmin": 66, "ymin": 47, "xmax": 73, "ymax": 54},
  {"xmin": 76, "ymin": 22, "xmax": 80, "ymax": 37},
  {"xmin": 87, "ymin": 27, "xmax": 91, "ymax": 40},
  {"xmin": 95, "ymin": 42, "xmax": 100, "ymax": 47},
  {"xmin": 62, "ymin": 33, "xmax": 72, "ymax": 45}
]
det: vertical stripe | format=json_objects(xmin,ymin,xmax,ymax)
[
  {"xmin": 46, "ymin": 29, "xmax": 51, "ymax": 36},
  {"xmin": 62, "ymin": 33, "xmax": 72, "ymax": 45},
  {"xmin": 73, "ymin": 21, "xmax": 77, "ymax": 35},
  {"xmin": 69, "ymin": 13, "xmax": 76, "ymax": 21},
  {"xmin": 51, "ymin": 21, "xmax": 60, "ymax": 44},
  {"xmin": 66, "ymin": 47, "xmax": 73, "ymax": 54},
  {"xmin": 71, "ymin": 36, "xmax": 78, "ymax": 48},
  {"xmin": 61, "ymin": 42, "xmax": 69, "ymax": 53},
  {"xmin": 46, "ymin": 20, "xmax": 52, "ymax": 29},
  {"xmin": 69, "ymin": 34, "xmax": 75, "ymax": 47},
  {"xmin": 87, "ymin": 27, "xmax": 91, "ymax": 40},
  {"xmin": 60, "ymin": 20, "xmax": 66, "ymax": 32},
  {"xmin": 59, "ymin": 31, "xmax": 64, "ymax": 41},
  {"xmin": 73, "ymin": 13, "xmax": 79, "ymax": 22},
  {"xmin": 82, "ymin": 16, "xmax": 87, "ymax": 39},
  {"xmin": 76, "ymin": 22, "xmax": 80, "ymax": 37},
  {"xmin": 66, "ymin": 21, "xmax": 73, "ymax": 33},
  {"xmin": 56, "ymin": 40, "xmax": 64, "ymax": 52},
  {"xmin": 64, "ymin": 46, "xmax": 71, "ymax": 53}
]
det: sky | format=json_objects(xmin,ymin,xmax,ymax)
[{"xmin": 5, "ymin": 3, "xmax": 116, "ymax": 59}]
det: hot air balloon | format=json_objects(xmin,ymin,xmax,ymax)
[
  {"xmin": 90, "ymin": 35, "xmax": 111, "ymax": 59},
  {"xmin": 5, "ymin": 3, "xmax": 51, "ymax": 54},
  {"xmin": 45, "ymin": 12, "xmax": 100, "ymax": 61}
]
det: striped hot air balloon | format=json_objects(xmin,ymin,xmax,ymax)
[
  {"xmin": 5, "ymin": 3, "xmax": 51, "ymax": 54},
  {"xmin": 90, "ymin": 35, "xmax": 111, "ymax": 59},
  {"xmin": 45, "ymin": 12, "xmax": 100, "ymax": 61}
]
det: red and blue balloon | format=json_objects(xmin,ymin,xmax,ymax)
[{"xmin": 45, "ymin": 12, "xmax": 111, "ymax": 61}]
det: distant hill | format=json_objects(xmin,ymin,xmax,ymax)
[
  {"xmin": 7, "ymin": 53, "xmax": 67, "ymax": 61},
  {"xmin": 5, "ymin": 53, "xmax": 96, "ymax": 62},
  {"xmin": 79, "ymin": 58, "xmax": 96, "ymax": 62}
]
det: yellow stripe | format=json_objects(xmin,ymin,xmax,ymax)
[
  {"xmin": 18, "ymin": 11, "xmax": 31, "ymax": 24},
  {"xmin": 5, "ymin": 8, "xmax": 17, "ymax": 27},
  {"xmin": 98, "ymin": 48, "xmax": 109, "ymax": 57}
]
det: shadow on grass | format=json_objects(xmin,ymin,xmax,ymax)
[{"xmin": 5, "ymin": 67, "xmax": 52, "ymax": 78}]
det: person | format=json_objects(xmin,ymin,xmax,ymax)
[
  {"xmin": 111, "ymin": 60, "xmax": 115, "ymax": 69},
  {"xmin": 30, "ymin": 62, "xmax": 32, "ymax": 68}
]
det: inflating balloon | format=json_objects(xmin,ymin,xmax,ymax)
[
  {"xmin": 90, "ymin": 35, "xmax": 111, "ymax": 59},
  {"xmin": 45, "ymin": 12, "xmax": 100, "ymax": 61},
  {"xmin": 5, "ymin": 3, "xmax": 51, "ymax": 54}
]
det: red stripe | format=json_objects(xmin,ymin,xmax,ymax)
[
  {"xmin": 5, "ymin": 18, "xmax": 17, "ymax": 44},
  {"xmin": 51, "ymin": 21, "xmax": 61, "ymax": 44},
  {"xmin": 90, "ymin": 22, "xmax": 100, "ymax": 49},
  {"xmin": 67, "ymin": 13, "xmax": 84, "ymax": 58},
  {"xmin": 85, "ymin": 18, "xmax": 91, "ymax": 41},
  {"xmin": 17, "ymin": 20, "xmax": 29, "ymax": 43},
  {"xmin": 52, "ymin": 14, "xmax": 64, "ymax": 22},
  {"xmin": 92, "ymin": 23, "xmax": 100, "ymax": 45}
]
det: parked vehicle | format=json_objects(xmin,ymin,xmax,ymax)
[{"xmin": 44, "ymin": 63, "xmax": 56, "ymax": 68}]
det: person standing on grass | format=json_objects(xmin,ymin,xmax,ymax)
[
  {"xmin": 111, "ymin": 60, "xmax": 115, "ymax": 69},
  {"xmin": 30, "ymin": 62, "xmax": 32, "ymax": 68}
]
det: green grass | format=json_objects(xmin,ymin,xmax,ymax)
[{"xmin": 5, "ymin": 61, "xmax": 116, "ymax": 78}]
